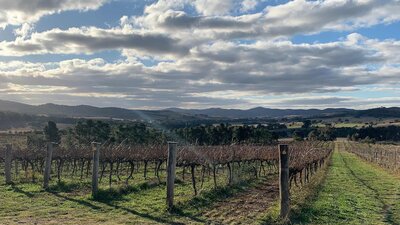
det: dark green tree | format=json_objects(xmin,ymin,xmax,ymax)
[
  {"xmin": 75, "ymin": 120, "xmax": 111, "ymax": 144},
  {"xmin": 302, "ymin": 120, "xmax": 312, "ymax": 129},
  {"xmin": 293, "ymin": 130, "xmax": 304, "ymax": 141},
  {"xmin": 44, "ymin": 121, "xmax": 61, "ymax": 143}
]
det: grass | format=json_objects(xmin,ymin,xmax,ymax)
[
  {"xmin": 332, "ymin": 122, "xmax": 364, "ymax": 128},
  {"xmin": 286, "ymin": 122, "xmax": 365, "ymax": 129},
  {"xmin": 291, "ymin": 141, "xmax": 400, "ymax": 225},
  {"xmin": 0, "ymin": 181, "xmax": 168, "ymax": 224},
  {"xmin": 0, "ymin": 162, "xmax": 273, "ymax": 224},
  {"xmin": 286, "ymin": 122, "xmax": 303, "ymax": 129},
  {"xmin": 261, "ymin": 149, "xmax": 332, "ymax": 225}
]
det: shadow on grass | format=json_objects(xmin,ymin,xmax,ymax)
[
  {"xmin": 5, "ymin": 179, "xmax": 245, "ymax": 224},
  {"xmin": 50, "ymin": 191, "xmax": 102, "ymax": 210},
  {"xmin": 49, "ymin": 187, "xmax": 188, "ymax": 224},
  {"xmin": 52, "ymin": 178, "xmax": 259, "ymax": 224},
  {"xmin": 93, "ymin": 181, "xmax": 165, "ymax": 203},
  {"xmin": 47, "ymin": 181, "xmax": 90, "ymax": 193},
  {"xmin": 11, "ymin": 184, "xmax": 35, "ymax": 198},
  {"xmin": 44, "ymin": 177, "xmax": 270, "ymax": 224},
  {"xmin": 90, "ymin": 179, "xmax": 206, "ymax": 224},
  {"xmin": 100, "ymin": 200, "xmax": 188, "ymax": 225},
  {"xmin": 43, "ymin": 179, "xmax": 165, "ymax": 202}
]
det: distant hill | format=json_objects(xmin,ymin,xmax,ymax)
[
  {"xmin": 0, "ymin": 99, "xmax": 204, "ymax": 122},
  {"xmin": 354, "ymin": 107, "xmax": 400, "ymax": 118},
  {"xmin": 167, "ymin": 107, "xmax": 356, "ymax": 119},
  {"xmin": 0, "ymin": 99, "xmax": 399, "ymax": 122}
]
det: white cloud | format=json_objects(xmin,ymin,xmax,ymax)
[
  {"xmin": 194, "ymin": 0, "xmax": 233, "ymax": 16},
  {"xmin": 247, "ymin": 95, "xmax": 400, "ymax": 109},
  {"xmin": 241, "ymin": 0, "xmax": 258, "ymax": 12},
  {"xmin": 0, "ymin": 0, "xmax": 107, "ymax": 28},
  {"xmin": 263, "ymin": 0, "xmax": 400, "ymax": 37},
  {"xmin": 1, "ymin": 35, "xmax": 400, "ymax": 108},
  {"xmin": 120, "ymin": 0, "xmax": 400, "ymax": 44},
  {"xmin": 1, "ymin": 0, "xmax": 400, "ymax": 108},
  {"xmin": 0, "ymin": 26, "xmax": 189, "ymax": 57},
  {"xmin": 13, "ymin": 23, "xmax": 34, "ymax": 39}
]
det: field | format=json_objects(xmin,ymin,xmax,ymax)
[
  {"xmin": 0, "ymin": 132, "xmax": 333, "ymax": 224},
  {"xmin": 285, "ymin": 118, "xmax": 400, "ymax": 130},
  {"xmin": 292, "ymin": 142, "xmax": 400, "ymax": 224},
  {"xmin": 1, "ymin": 135, "xmax": 399, "ymax": 224},
  {"xmin": 0, "ymin": 166, "xmax": 276, "ymax": 224}
]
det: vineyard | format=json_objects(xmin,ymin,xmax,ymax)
[
  {"xmin": 2, "ymin": 133, "xmax": 400, "ymax": 224},
  {"xmin": 0, "ymin": 133, "xmax": 334, "ymax": 223},
  {"xmin": 344, "ymin": 141, "xmax": 400, "ymax": 173},
  {"xmin": 0, "ymin": 138, "xmax": 333, "ymax": 191}
]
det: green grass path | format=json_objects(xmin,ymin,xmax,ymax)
[{"xmin": 294, "ymin": 141, "xmax": 400, "ymax": 225}]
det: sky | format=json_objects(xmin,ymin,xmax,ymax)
[{"xmin": 0, "ymin": 0, "xmax": 399, "ymax": 110}]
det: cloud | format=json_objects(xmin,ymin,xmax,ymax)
[
  {"xmin": 0, "ymin": 26, "xmax": 190, "ymax": 57},
  {"xmin": 1, "ymin": 34, "xmax": 400, "ymax": 109},
  {"xmin": 154, "ymin": 11, "xmax": 255, "ymax": 30},
  {"xmin": 13, "ymin": 23, "xmax": 34, "ymax": 39},
  {"xmin": 194, "ymin": 0, "xmax": 233, "ymax": 16},
  {"xmin": 3, "ymin": 0, "xmax": 400, "ymax": 49},
  {"xmin": 0, "ymin": 0, "xmax": 107, "ymax": 28},
  {"xmin": 241, "ymin": 0, "xmax": 258, "ymax": 12},
  {"xmin": 248, "ymin": 96, "xmax": 400, "ymax": 109},
  {"xmin": 1, "ymin": 0, "xmax": 400, "ymax": 109},
  {"xmin": 263, "ymin": 0, "xmax": 400, "ymax": 37},
  {"xmin": 120, "ymin": 0, "xmax": 400, "ymax": 46}
]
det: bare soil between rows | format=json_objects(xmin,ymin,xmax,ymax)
[{"xmin": 201, "ymin": 176, "xmax": 279, "ymax": 225}]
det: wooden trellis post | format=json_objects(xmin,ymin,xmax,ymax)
[
  {"xmin": 279, "ymin": 144, "xmax": 290, "ymax": 220},
  {"xmin": 5, "ymin": 144, "xmax": 12, "ymax": 184},
  {"xmin": 43, "ymin": 142, "xmax": 55, "ymax": 189},
  {"xmin": 166, "ymin": 142, "xmax": 177, "ymax": 211},
  {"xmin": 92, "ymin": 142, "xmax": 101, "ymax": 198}
]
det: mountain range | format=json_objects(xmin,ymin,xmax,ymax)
[
  {"xmin": 167, "ymin": 107, "xmax": 356, "ymax": 118},
  {"xmin": 0, "ymin": 99, "xmax": 399, "ymax": 121}
]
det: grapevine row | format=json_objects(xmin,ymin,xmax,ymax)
[
  {"xmin": 345, "ymin": 141, "xmax": 400, "ymax": 172},
  {"xmin": 0, "ymin": 141, "xmax": 333, "ymax": 196}
]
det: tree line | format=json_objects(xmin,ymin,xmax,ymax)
[
  {"xmin": 22, "ymin": 119, "xmax": 400, "ymax": 149},
  {"xmin": 26, "ymin": 120, "xmax": 166, "ymax": 149},
  {"xmin": 25, "ymin": 121, "xmax": 285, "ymax": 147},
  {"xmin": 348, "ymin": 125, "xmax": 400, "ymax": 143},
  {"xmin": 173, "ymin": 123, "xmax": 280, "ymax": 145}
]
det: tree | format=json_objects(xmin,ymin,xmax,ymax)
[
  {"xmin": 44, "ymin": 121, "xmax": 61, "ymax": 143},
  {"xmin": 235, "ymin": 126, "xmax": 252, "ymax": 144},
  {"xmin": 173, "ymin": 124, "xmax": 277, "ymax": 145},
  {"xmin": 307, "ymin": 130, "xmax": 319, "ymax": 141},
  {"xmin": 252, "ymin": 125, "xmax": 274, "ymax": 144},
  {"xmin": 293, "ymin": 130, "xmax": 304, "ymax": 141},
  {"xmin": 319, "ymin": 127, "xmax": 336, "ymax": 141},
  {"xmin": 302, "ymin": 120, "xmax": 312, "ymax": 129},
  {"xmin": 75, "ymin": 120, "xmax": 111, "ymax": 144},
  {"xmin": 306, "ymin": 127, "xmax": 336, "ymax": 141},
  {"xmin": 113, "ymin": 122, "xmax": 165, "ymax": 145}
]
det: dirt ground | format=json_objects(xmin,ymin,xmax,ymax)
[{"xmin": 201, "ymin": 176, "xmax": 279, "ymax": 224}]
